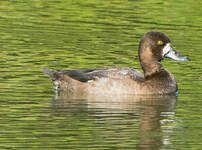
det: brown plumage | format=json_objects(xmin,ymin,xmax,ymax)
[{"xmin": 42, "ymin": 31, "xmax": 190, "ymax": 95}]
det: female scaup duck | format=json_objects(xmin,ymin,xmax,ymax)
[{"xmin": 43, "ymin": 31, "xmax": 190, "ymax": 95}]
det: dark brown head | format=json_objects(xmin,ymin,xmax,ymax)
[{"xmin": 138, "ymin": 31, "xmax": 190, "ymax": 76}]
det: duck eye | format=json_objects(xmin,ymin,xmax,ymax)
[{"xmin": 157, "ymin": 40, "xmax": 164, "ymax": 46}]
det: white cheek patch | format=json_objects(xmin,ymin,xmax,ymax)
[{"xmin": 162, "ymin": 43, "xmax": 172, "ymax": 56}]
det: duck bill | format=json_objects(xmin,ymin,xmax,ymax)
[{"xmin": 162, "ymin": 43, "xmax": 190, "ymax": 61}]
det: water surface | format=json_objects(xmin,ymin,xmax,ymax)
[{"xmin": 0, "ymin": 0, "xmax": 202, "ymax": 149}]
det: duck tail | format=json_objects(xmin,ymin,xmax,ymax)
[{"xmin": 42, "ymin": 67, "xmax": 58, "ymax": 80}]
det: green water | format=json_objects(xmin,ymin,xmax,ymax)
[{"xmin": 0, "ymin": 0, "xmax": 202, "ymax": 149}]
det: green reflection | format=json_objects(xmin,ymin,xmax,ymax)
[{"xmin": 0, "ymin": 0, "xmax": 202, "ymax": 149}]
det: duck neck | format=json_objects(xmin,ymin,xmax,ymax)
[
  {"xmin": 138, "ymin": 41, "xmax": 164, "ymax": 78},
  {"xmin": 140, "ymin": 60, "xmax": 164, "ymax": 78}
]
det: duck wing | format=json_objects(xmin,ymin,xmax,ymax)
[{"xmin": 42, "ymin": 67, "xmax": 144, "ymax": 82}]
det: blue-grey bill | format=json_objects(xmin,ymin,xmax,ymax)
[
  {"xmin": 163, "ymin": 43, "xmax": 190, "ymax": 61},
  {"xmin": 164, "ymin": 49, "xmax": 190, "ymax": 61}
]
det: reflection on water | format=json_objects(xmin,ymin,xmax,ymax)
[
  {"xmin": 0, "ymin": 0, "xmax": 202, "ymax": 149},
  {"xmin": 53, "ymin": 93, "xmax": 176, "ymax": 150}
]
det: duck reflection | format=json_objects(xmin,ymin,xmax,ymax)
[
  {"xmin": 135, "ymin": 96, "xmax": 176, "ymax": 150},
  {"xmin": 52, "ymin": 92, "xmax": 177, "ymax": 150}
]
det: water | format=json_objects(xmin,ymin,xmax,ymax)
[{"xmin": 0, "ymin": 0, "xmax": 202, "ymax": 149}]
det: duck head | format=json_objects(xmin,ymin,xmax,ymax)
[{"xmin": 138, "ymin": 31, "xmax": 190, "ymax": 77}]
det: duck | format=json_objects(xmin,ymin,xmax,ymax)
[{"xmin": 42, "ymin": 31, "xmax": 190, "ymax": 95}]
